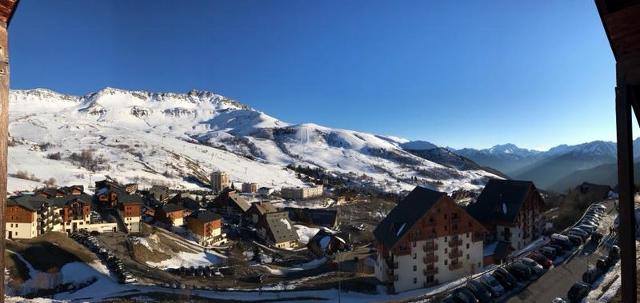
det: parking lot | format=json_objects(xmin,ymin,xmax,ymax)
[{"xmin": 507, "ymin": 200, "xmax": 618, "ymax": 303}]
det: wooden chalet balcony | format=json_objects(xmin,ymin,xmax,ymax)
[
  {"xmin": 423, "ymin": 242, "xmax": 437, "ymax": 252},
  {"xmin": 423, "ymin": 267, "xmax": 438, "ymax": 276},
  {"xmin": 448, "ymin": 238, "xmax": 463, "ymax": 247},
  {"xmin": 448, "ymin": 249, "xmax": 462, "ymax": 259},
  {"xmin": 423, "ymin": 254, "xmax": 438, "ymax": 264},
  {"xmin": 449, "ymin": 262, "xmax": 463, "ymax": 271}
]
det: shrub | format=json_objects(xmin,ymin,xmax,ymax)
[
  {"xmin": 12, "ymin": 170, "xmax": 40, "ymax": 182},
  {"xmin": 46, "ymin": 152, "xmax": 62, "ymax": 160}
]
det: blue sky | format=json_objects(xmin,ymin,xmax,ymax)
[{"xmin": 8, "ymin": 1, "xmax": 621, "ymax": 150}]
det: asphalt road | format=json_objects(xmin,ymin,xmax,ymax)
[{"xmin": 507, "ymin": 201, "xmax": 617, "ymax": 303}]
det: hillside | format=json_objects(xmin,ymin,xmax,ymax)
[{"xmin": 7, "ymin": 88, "xmax": 499, "ymax": 194}]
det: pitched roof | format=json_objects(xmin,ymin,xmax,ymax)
[
  {"xmin": 161, "ymin": 203, "xmax": 185, "ymax": 213},
  {"xmin": 373, "ymin": 186, "xmax": 446, "ymax": 249},
  {"xmin": 251, "ymin": 202, "xmax": 278, "ymax": 215},
  {"xmin": 49, "ymin": 193, "xmax": 93, "ymax": 207},
  {"xmin": 189, "ymin": 211, "xmax": 222, "ymax": 223},
  {"xmin": 264, "ymin": 212, "xmax": 299, "ymax": 243},
  {"xmin": 466, "ymin": 179, "xmax": 535, "ymax": 225},
  {"xmin": 8, "ymin": 195, "xmax": 49, "ymax": 211},
  {"xmin": 228, "ymin": 192, "xmax": 251, "ymax": 212},
  {"xmin": 118, "ymin": 191, "xmax": 143, "ymax": 205}
]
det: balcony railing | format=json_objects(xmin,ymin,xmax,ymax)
[
  {"xmin": 423, "ymin": 267, "xmax": 438, "ymax": 276},
  {"xmin": 449, "ymin": 249, "xmax": 463, "ymax": 259},
  {"xmin": 448, "ymin": 238, "xmax": 463, "ymax": 247},
  {"xmin": 423, "ymin": 255, "xmax": 438, "ymax": 264},
  {"xmin": 449, "ymin": 262, "xmax": 463, "ymax": 270},
  {"xmin": 423, "ymin": 243, "xmax": 438, "ymax": 252}
]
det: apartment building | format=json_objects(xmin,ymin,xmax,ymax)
[
  {"xmin": 466, "ymin": 179, "xmax": 545, "ymax": 251},
  {"xmin": 241, "ymin": 182, "xmax": 258, "ymax": 193},
  {"xmin": 281, "ymin": 184, "xmax": 323, "ymax": 200},
  {"xmin": 211, "ymin": 171, "xmax": 230, "ymax": 193},
  {"xmin": 186, "ymin": 211, "xmax": 225, "ymax": 246},
  {"xmin": 374, "ymin": 186, "xmax": 487, "ymax": 293}
]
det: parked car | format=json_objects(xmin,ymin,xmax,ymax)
[
  {"xmin": 492, "ymin": 269, "xmax": 516, "ymax": 290},
  {"xmin": 466, "ymin": 280, "xmax": 493, "ymax": 303},
  {"xmin": 567, "ymin": 282, "xmax": 591, "ymax": 303},
  {"xmin": 527, "ymin": 252, "xmax": 553, "ymax": 269},
  {"xmin": 609, "ymin": 245, "xmax": 620, "ymax": 260},
  {"xmin": 440, "ymin": 294, "xmax": 457, "ymax": 303},
  {"xmin": 596, "ymin": 257, "xmax": 610, "ymax": 272},
  {"xmin": 582, "ymin": 267, "xmax": 602, "ymax": 285},
  {"xmin": 452, "ymin": 287, "xmax": 480, "ymax": 303},
  {"xmin": 519, "ymin": 258, "xmax": 545, "ymax": 275},
  {"xmin": 479, "ymin": 274, "xmax": 505, "ymax": 297},
  {"xmin": 540, "ymin": 246, "xmax": 557, "ymax": 259},
  {"xmin": 575, "ymin": 225, "xmax": 596, "ymax": 234},
  {"xmin": 506, "ymin": 263, "xmax": 533, "ymax": 281},
  {"xmin": 565, "ymin": 234, "xmax": 583, "ymax": 246}
]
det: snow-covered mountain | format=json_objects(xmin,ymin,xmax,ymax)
[
  {"xmin": 7, "ymin": 88, "xmax": 498, "ymax": 193},
  {"xmin": 455, "ymin": 140, "xmax": 640, "ymax": 191}
]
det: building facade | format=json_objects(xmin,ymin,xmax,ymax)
[
  {"xmin": 466, "ymin": 179, "xmax": 545, "ymax": 251},
  {"xmin": 281, "ymin": 185, "xmax": 323, "ymax": 200},
  {"xmin": 374, "ymin": 187, "xmax": 487, "ymax": 293},
  {"xmin": 241, "ymin": 182, "xmax": 258, "ymax": 193},
  {"xmin": 211, "ymin": 171, "xmax": 230, "ymax": 193},
  {"xmin": 186, "ymin": 211, "xmax": 225, "ymax": 246}
]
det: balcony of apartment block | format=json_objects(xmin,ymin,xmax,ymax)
[
  {"xmin": 449, "ymin": 262, "xmax": 463, "ymax": 271},
  {"xmin": 423, "ymin": 254, "xmax": 438, "ymax": 264},
  {"xmin": 423, "ymin": 267, "xmax": 438, "ymax": 276},
  {"xmin": 448, "ymin": 237, "xmax": 463, "ymax": 247},
  {"xmin": 423, "ymin": 242, "xmax": 438, "ymax": 252},
  {"xmin": 448, "ymin": 249, "xmax": 462, "ymax": 259}
]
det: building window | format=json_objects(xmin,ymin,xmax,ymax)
[
  {"xmin": 413, "ymin": 265, "xmax": 417, "ymax": 271},
  {"xmin": 413, "ymin": 253, "xmax": 417, "ymax": 260},
  {"xmin": 467, "ymin": 232, "xmax": 470, "ymax": 238},
  {"xmin": 467, "ymin": 254, "xmax": 470, "ymax": 260},
  {"xmin": 414, "ymin": 277, "xmax": 417, "ymax": 284},
  {"xmin": 427, "ymin": 275, "xmax": 434, "ymax": 283},
  {"xmin": 466, "ymin": 243, "xmax": 470, "ymax": 249},
  {"xmin": 444, "ymin": 236, "xmax": 448, "ymax": 242},
  {"xmin": 445, "ymin": 248, "xmax": 448, "ymax": 253},
  {"xmin": 444, "ymin": 259, "xmax": 448, "ymax": 265}
]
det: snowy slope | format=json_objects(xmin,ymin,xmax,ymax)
[{"xmin": 8, "ymin": 88, "xmax": 498, "ymax": 193}]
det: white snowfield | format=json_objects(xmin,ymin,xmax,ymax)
[{"xmin": 7, "ymin": 88, "xmax": 498, "ymax": 193}]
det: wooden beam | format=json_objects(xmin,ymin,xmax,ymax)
[{"xmin": 615, "ymin": 77, "xmax": 638, "ymax": 303}]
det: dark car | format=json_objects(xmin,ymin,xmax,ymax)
[
  {"xmin": 527, "ymin": 252, "xmax": 553, "ymax": 269},
  {"xmin": 506, "ymin": 263, "xmax": 532, "ymax": 281},
  {"xmin": 453, "ymin": 287, "xmax": 479, "ymax": 303},
  {"xmin": 590, "ymin": 232, "xmax": 603, "ymax": 244},
  {"xmin": 440, "ymin": 294, "xmax": 457, "ymax": 303},
  {"xmin": 582, "ymin": 267, "xmax": 602, "ymax": 285},
  {"xmin": 466, "ymin": 280, "xmax": 494, "ymax": 303},
  {"xmin": 566, "ymin": 234, "xmax": 583, "ymax": 246},
  {"xmin": 567, "ymin": 282, "xmax": 591, "ymax": 303},
  {"xmin": 493, "ymin": 268, "xmax": 517, "ymax": 289},
  {"xmin": 540, "ymin": 246, "xmax": 557, "ymax": 259},
  {"xmin": 596, "ymin": 257, "xmax": 609, "ymax": 272},
  {"xmin": 609, "ymin": 245, "xmax": 620, "ymax": 260}
]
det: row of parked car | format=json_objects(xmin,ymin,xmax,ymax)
[
  {"xmin": 165, "ymin": 265, "xmax": 224, "ymax": 278},
  {"xmin": 71, "ymin": 231, "xmax": 136, "ymax": 284},
  {"xmin": 440, "ymin": 203, "xmax": 608, "ymax": 303},
  {"xmin": 440, "ymin": 256, "xmax": 550, "ymax": 303}
]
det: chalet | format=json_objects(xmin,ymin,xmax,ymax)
[
  {"xmin": 577, "ymin": 182, "xmax": 612, "ymax": 200},
  {"xmin": 246, "ymin": 201, "xmax": 279, "ymax": 225},
  {"xmin": 307, "ymin": 229, "xmax": 349, "ymax": 257},
  {"xmin": 466, "ymin": 179, "xmax": 545, "ymax": 251},
  {"xmin": 51, "ymin": 193, "xmax": 92, "ymax": 234},
  {"xmin": 5, "ymin": 197, "xmax": 39, "ymax": 239},
  {"xmin": 211, "ymin": 190, "xmax": 251, "ymax": 218},
  {"xmin": 186, "ymin": 211, "xmax": 225, "ymax": 246},
  {"xmin": 374, "ymin": 186, "xmax": 487, "ymax": 293},
  {"xmin": 155, "ymin": 203, "xmax": 186, "ymax": 227},
  {"xmin": 168, "ymin": 194, "xmax": 200, "ymax": 213},
  {"xmin": 118, "ymin": 194, "xmax": 143, "ymax": 232},
  {"xmin": 256, "ymin": 211, "xmax": 299, "ymax": 249}
]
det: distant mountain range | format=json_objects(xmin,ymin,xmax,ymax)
[{"xmin": 452, "ymin": 140, "xmax": 640, "ymax": 192}]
